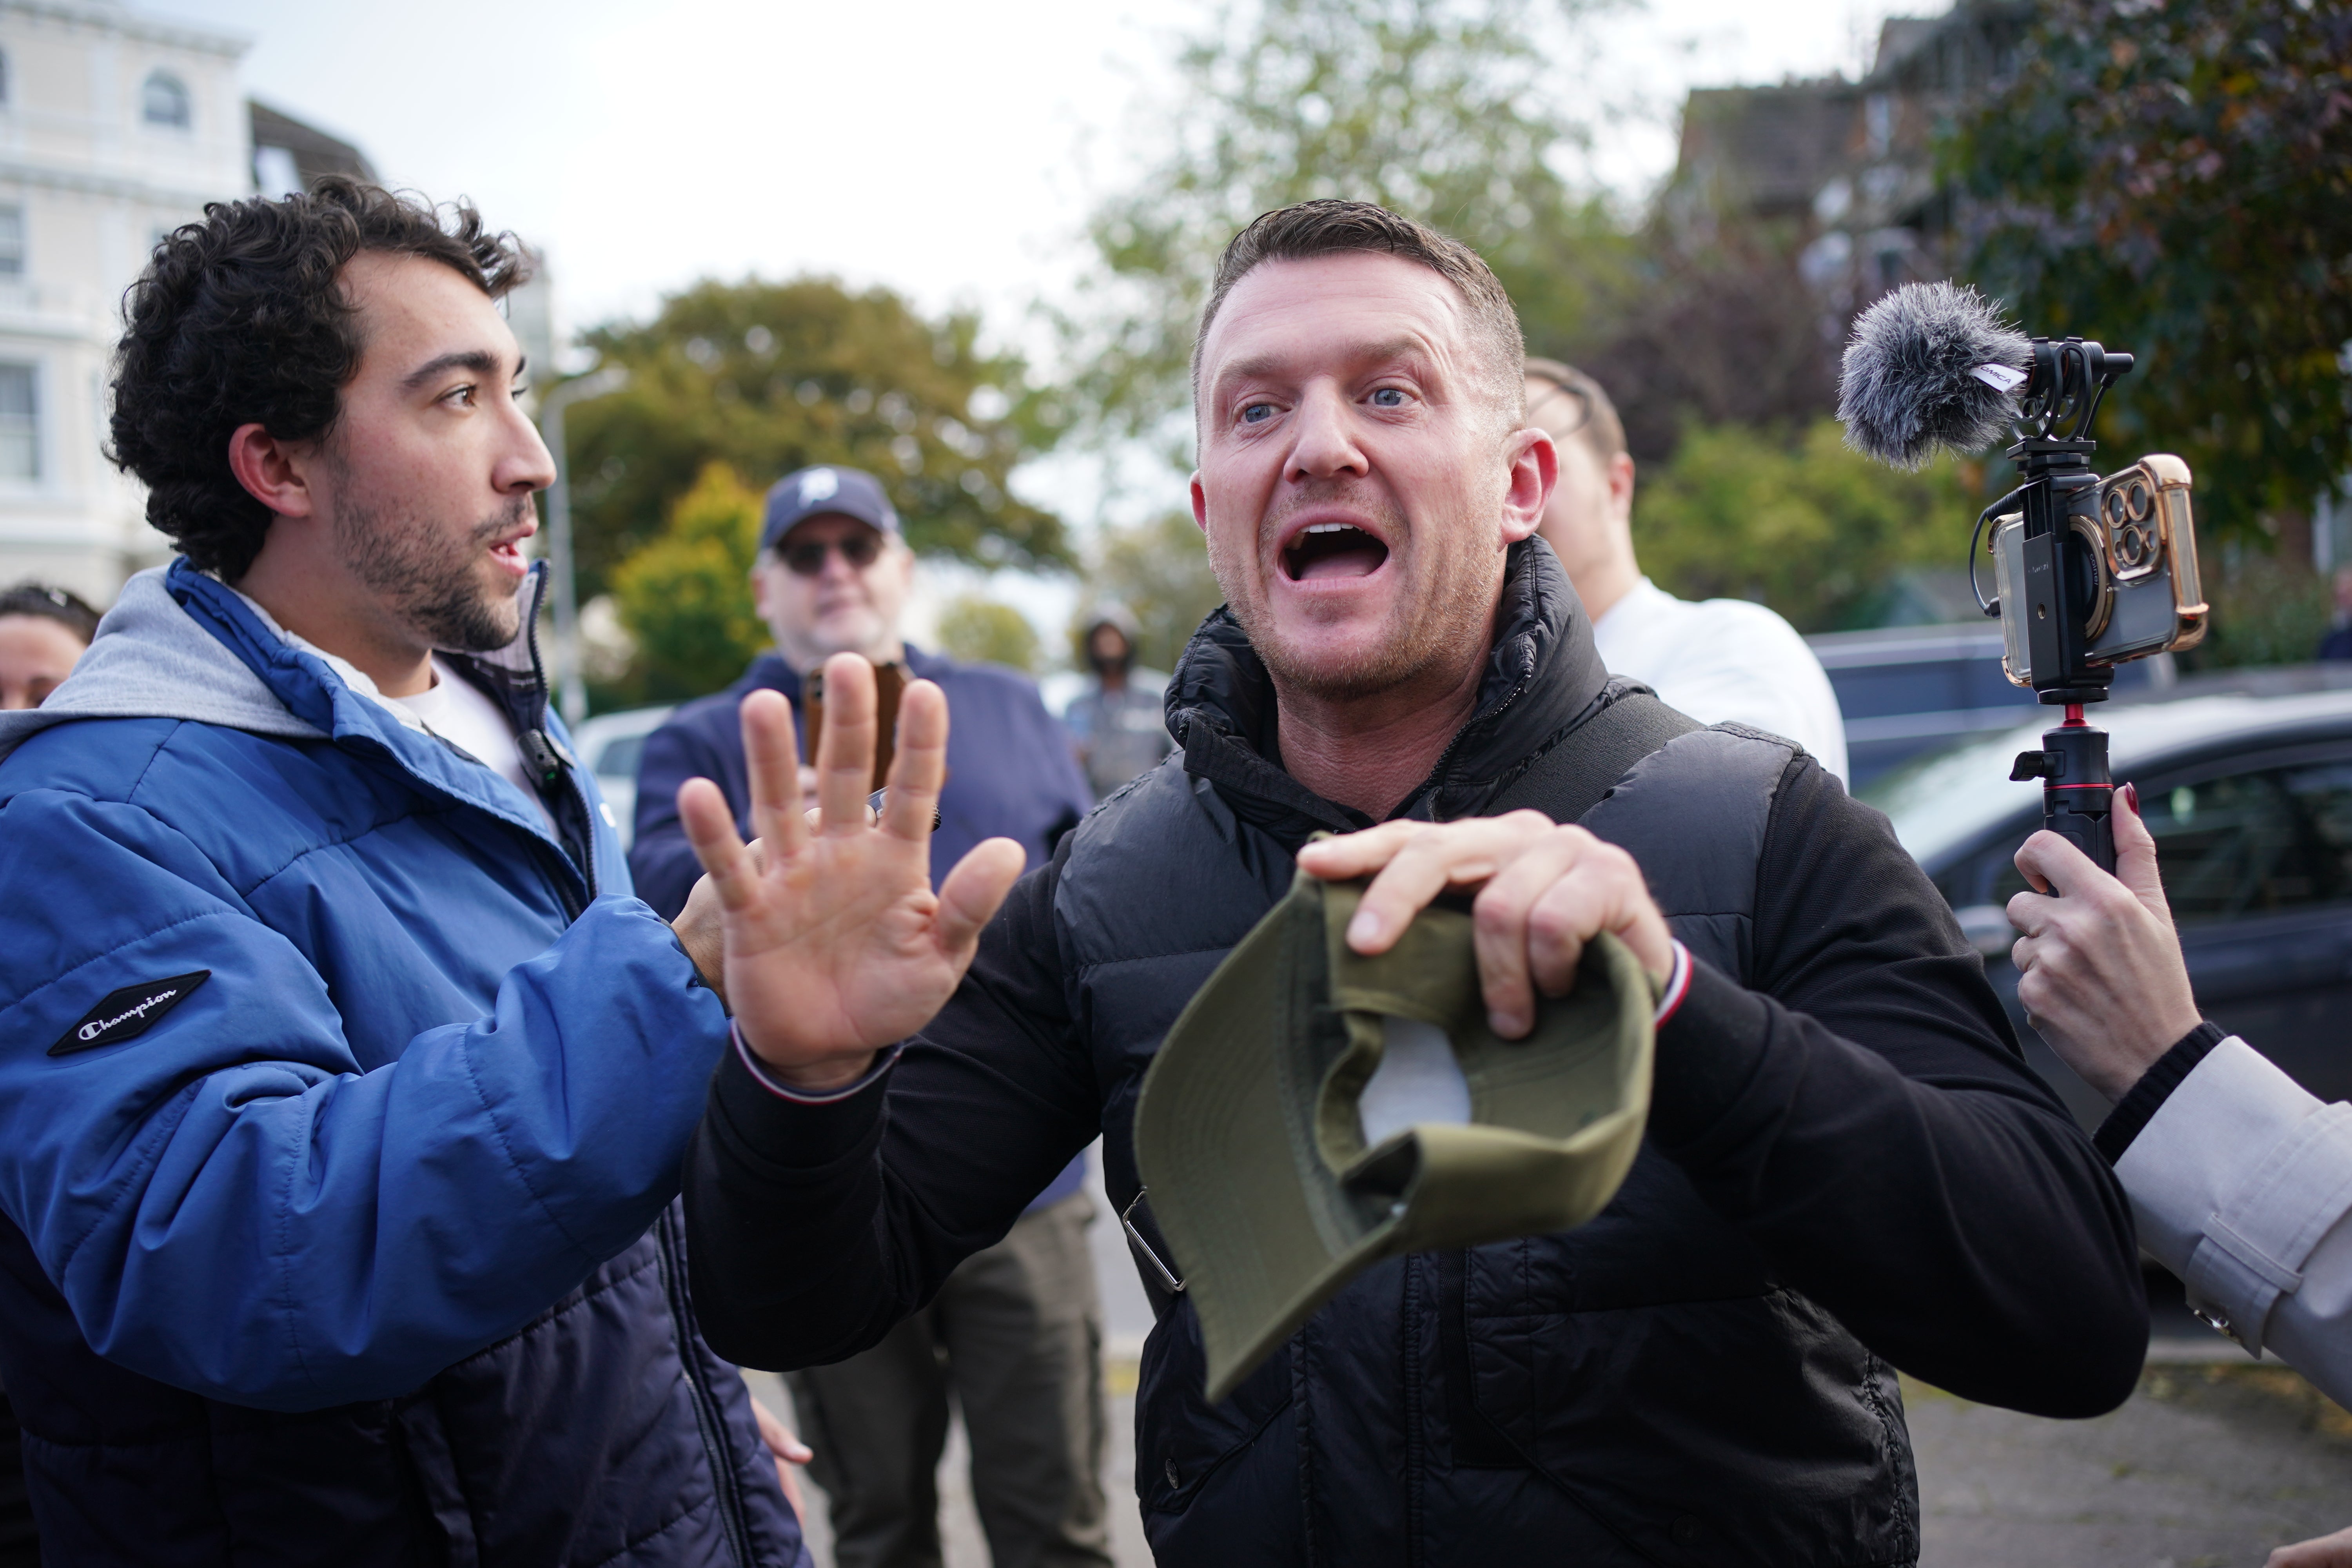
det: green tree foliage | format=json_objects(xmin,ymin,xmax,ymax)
[
  {"xmin": 608, "ymin": 462, "xmax": 768, "ymax": 703},
  {"xmin": 936, "ymin": 595, "xmax": 1041, "ymax": 673},
  {"xmin": 1635, "ymin": 420, "xmax": 1975, "ymax": 634},
  {"xmin": 1078, "ymin": 512, "xmax": 1228, "ymax": 671},
  {"xmin": 1951, "ymin": 0, "xmax": 2352, "ymax": 540},
  {"xmin": 1064, "ymin": 0, "xmax": 1633, "ymax": 450},
  {"xmin": 564, "ymin": 278, "xmax": 1070, "ymax": 598},
  {"xmin": 2192, "ymin": 553, "xmax": 2335, "ymax": 671}
]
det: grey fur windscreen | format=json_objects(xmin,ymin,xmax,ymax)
[{"xmin": 1837, "ymin": 281, "xmax": 2034, "ymax": 470}]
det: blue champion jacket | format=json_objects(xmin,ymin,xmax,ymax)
[{"xmin": 0, "ymin": 561, "xmax": 806, "ymax": 1566}]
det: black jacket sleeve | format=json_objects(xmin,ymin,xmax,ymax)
[
  {"xmin": 629, "ymin": 716, "xmax": 727, "ymax": 922},
  {"xmin": 684, "ymin": 848, "xmax": 1100, "ymax": 1369},
  {"xmin": 1648, "ymin": 754, "xmax": 2147, "ymax": 1417}
]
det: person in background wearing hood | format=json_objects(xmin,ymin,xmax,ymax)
[
  {"xmin": 0, "ymin": 583, "xmax": 99, "ymax": 710},
  {"xmin": 630, "ymin": 465, "xmax": 1109, "ymax": 1568},
  {"xmin": 1522, "ymin": 359, "xmax": 1849, "ymax": 783},
  {"xmin": 1061, "ymin": 603, "xmax": 1174, "ymax": 800},
  {"xmin": 0, "ymin": 181, "xmax": 806, "ymax": 1564}
]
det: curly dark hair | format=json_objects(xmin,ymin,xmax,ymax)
[{"xmin": 108, "ymin": 177, "xmax": 533, "ymax": 580}]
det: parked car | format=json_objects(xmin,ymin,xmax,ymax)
[
  {"xmin": 1865, "ymin": 668, "xmax": 2352, "ymax": 1131},
  {"xmin": 1808, "ymin": 621, "xmax": 2171, "ymax": 791},
  {"xmin": 568, "ymin": 705, "xmax": 674, "ymax": 852}
]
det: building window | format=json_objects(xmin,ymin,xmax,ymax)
[
  {"xmin": 0, "ymin": 207, "xmax": 21, "ymax": 278},
  {"xmin": 0, "ymin": 365, "xmax": 37, "ymax": 481},
  {"xmin": 254, "ymin": 143, "xmax": 302, "ymax": 199},
  {"xmin": 142, "ymin": 71, "xmax": 191, "ymax": 129}
]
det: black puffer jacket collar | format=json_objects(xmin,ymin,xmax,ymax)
[{"xmin": 1163, "ymin": 537, "xmax": 1611, "ymax": 846}]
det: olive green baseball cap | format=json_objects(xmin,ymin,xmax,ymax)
[{"xmin": 1133, "ymin": 867, "xmax": 1655, "ymax": 1405}]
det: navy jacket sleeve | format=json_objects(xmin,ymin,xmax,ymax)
[
  {"xmin": 0, "ymin": 784, "xmax": 733, "ymax": 1412},
  {"xmin": 631, "ymin": 706, "xmax": 735, "ymax": 922},
  {"xmin": 1646, "ymin": 755, "xmax": 2147, "ymax": 1416}
]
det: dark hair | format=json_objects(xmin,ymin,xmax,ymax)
[
  {"xmin": 1522, "ymin": 357, "xmax": 1628, "ymax": 464},
  {"xmin": 1192, "ymin": 200, "xmax": 1525, "ymax": 417},
  {"xmin": 108, "ymin": 177, "xmax": 532, "ymax": 580},
  {"xmin": 0, "ymin": 581, "xmax": 101, "ymax": 644}
]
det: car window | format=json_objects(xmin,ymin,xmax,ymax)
[
  {"xmin": 594, "ymin": 733, "xmax": 650, "ymax": 780},
  {"xmin": 1984, "ymin": 752, "xmax": 2352, "ymax": 924}
]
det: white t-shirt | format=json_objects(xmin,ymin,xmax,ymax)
[
  {"xmin": 385, "ymin": 659, "xmax": 553, "ymax": 830},
  {"xmin": 226, "ymin": 586, "xmax": 552, "ymax": 828},
  {"xmin": 1592, "ymin": 578, "xmax": 1849, "ymax": 784}
]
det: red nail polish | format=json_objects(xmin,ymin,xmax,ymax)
[{"xmin": 2122, "ymin": 781, "xmax": 2139, "ymax": 815}]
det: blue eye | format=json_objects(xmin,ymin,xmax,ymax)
[
  {"xmin": 1370, "ymin": 388, "xmax": 1406, "ymax": 408},
  {"xmin": 1241, "ymin": 402, "xmax": 1274, "ymax": 424}
]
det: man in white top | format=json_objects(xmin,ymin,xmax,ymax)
[{"xmin": 1523, "ymin": 358, "xmax": 1849, "ymax": 782}]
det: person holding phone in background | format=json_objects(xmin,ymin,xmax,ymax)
[{"xmin": 2009, "ymin": 792, "xmax": 2352, "ymax": 1567}]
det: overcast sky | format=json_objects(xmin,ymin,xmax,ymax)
[{"xmin": 161, "ymin": 0, "xmax": 1919, "ymax": 339}]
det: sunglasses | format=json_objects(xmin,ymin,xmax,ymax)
[{"xmin": 778, "ymin": 532, "xmax": 885, "ymax": 576}]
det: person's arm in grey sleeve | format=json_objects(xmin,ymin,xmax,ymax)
[{"xmin": 2010, "ymin": 788, "xmax": 2352, "ymax": 1404}]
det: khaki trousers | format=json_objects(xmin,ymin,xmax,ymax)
[{"xmin": 788, "ymin": 1191, "xmax": 1111, "ymax": 1568}]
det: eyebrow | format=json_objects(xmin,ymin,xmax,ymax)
[
  {"xmin": 399, "ymin": 349, "xmax": 508, "ymax": 393},
  {"xmin": 1213, "ymin": 336, "xmax": 1435, "ymax": 396}
]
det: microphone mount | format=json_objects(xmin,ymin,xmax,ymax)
[{"xmin": 2002, "ymin": 336, "xmax": 2137, "ymax": 874}]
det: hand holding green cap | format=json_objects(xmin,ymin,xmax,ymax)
[{"xmin": 1133, "ymin": 866, "xmax": 1657, "ymax": 1405}]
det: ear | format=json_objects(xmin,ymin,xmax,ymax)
[
  {"xmin": 1499, "ymin": 428, "xmax": 1557, "ymax": 545},
  {"xmin": 1606, "ymin": 451, "xmax": 1636, "ymax": 523},
  {"xmin": 225, "ymin": 423, "xmax": 318, "ymax": 521},
  {"xmin": 1189, "ymin": 472, "xmax": 1209, "ymax": 535}
]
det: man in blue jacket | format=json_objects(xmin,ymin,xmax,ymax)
[
  {"xmin": 0, "ymin": 179, "xmax": 806, "ymax": 1564},
  {"xmin": 631, "ymin": 466, "xmax": 1107, "ymax": 1568}
]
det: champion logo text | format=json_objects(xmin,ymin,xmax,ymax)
[{"xmin": 49, "ymin": 971, "xmax": 212, "ymax": 1056}]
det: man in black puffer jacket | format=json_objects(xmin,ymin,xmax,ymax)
[{"xmin": 672, "ymin": 201, "xmax": 2148, "ymax": 1567}]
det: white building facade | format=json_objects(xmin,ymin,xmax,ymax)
[{"xmin": 0, "ymin": 0, "xmax": 249, "ymax": 604}]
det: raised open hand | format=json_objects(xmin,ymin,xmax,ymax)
[{"xmin": 676, "ymin": 653, "xmax": 1027, "ymax": 1092}]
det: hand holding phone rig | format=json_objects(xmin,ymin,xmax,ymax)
[{"xmin": 1839, "ymin": 283, "xmax": 2209, "ymax": 875}]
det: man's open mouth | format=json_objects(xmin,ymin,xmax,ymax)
[{"xmin": 1281, "ymin": 523, "xmax": 1390, "ymax": 582}]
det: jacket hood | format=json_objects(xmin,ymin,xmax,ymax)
[
  {"xmin": 1163, "ymin": 536, "xmax": 1610, "ymax": 843},
  {"xmin": 0, "ymin": 564, "xmax": 327, "ymax": 764}
]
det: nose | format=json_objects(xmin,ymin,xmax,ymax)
[
  {"xmin": 499, "ymin": 401, "xmax": 559, "ymax": 496},
  {"xmin": 1285, "ymin": 380, "xmax": 1368, "ymax": 485}
]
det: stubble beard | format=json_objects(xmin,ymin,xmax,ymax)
[
  {"xmin": 329, "ymin": 490, "xmax": 528, "ymax": 654},
  {"xmin": 1210, "ymin": 483, "xmax": 1503, "ymax": 704}
]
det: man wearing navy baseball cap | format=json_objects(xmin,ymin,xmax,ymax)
[{"xmin": 630, "ymin": 465, "xmax": 1109, "ymax": 1568}]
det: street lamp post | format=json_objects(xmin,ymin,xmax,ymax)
[{"xmin": 536, "ymin": 366, "xmax": 628, "ymax": 730}]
